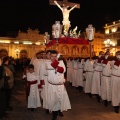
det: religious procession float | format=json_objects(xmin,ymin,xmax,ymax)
[{"xmin": 45, "ymin": 0, "xmax": 95, "ymax": 58}]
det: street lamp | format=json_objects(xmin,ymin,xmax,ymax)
[
  {"xmin": 86, "ymin": 24, "xmax": 95, "ymax": 59},
  {"xmin": 52, "ymin": 21, "xmax": 62, "ymax": 44},
  {"xmin": 104, "ymin": 39, "xmax": 116, "ymax": 54},
  {"xmin": 15, "ymin": 48, "xmax": 20, "ymax": 58},
  {"xmin": 104, "ymin": 39, "xmax": 113, "ymax": 48}
]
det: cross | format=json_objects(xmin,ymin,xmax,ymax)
[{"xmin": 49, "ymin": 0, "xmax": 80, "ymax": 8}]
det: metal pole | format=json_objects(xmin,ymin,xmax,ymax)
[
  {"xmin": 89, "ymin": 42, "xmax": 92, "ymax": 60},
  {"xmin": 56, "ymin": 38, "xmax": 58, "ymax": 44}
]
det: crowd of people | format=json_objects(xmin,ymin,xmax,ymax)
[
  {"xmin": 1, "ymin": 49, "xmax": 120, "ymax": 120},
  {"xmin": 0, "ymin": 56, "xmax": 30, "ymax": 118},
  {"xmin": 22, "ymin": 50, "xmax": 71, "ymax": 120},
  {"xmin": 0, "ymin": 56, "xmax": 16, "ymax": 118},
  {"xmin": 23, "ymin": 49, "xmax": 120, "ymax": 120},
  {"xmin": 67, "ymin": 50, "xmax": 120, "ymax": 114}
]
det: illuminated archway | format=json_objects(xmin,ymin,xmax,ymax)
[
  {"xmin": 0, "ymin": 49, "xmax": 8, "ymax": 57},
  {"xmin": 20, "ymin": 50, "xmax": 28, "ymax": 58}
]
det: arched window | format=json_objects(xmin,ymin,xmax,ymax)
[{"xmin": 0, "ymin": 49, "xmax": 8, "ymax": 57}]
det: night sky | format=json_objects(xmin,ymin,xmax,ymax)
[{"xmin": 0, "ymin": 0, "xmax": 120, "ymax": 37}]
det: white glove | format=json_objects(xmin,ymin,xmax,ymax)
[
  {"xmin": 54, "ymin": 1, "xmax": 57, "ymax": 4},
  {"xmin": 22, "ymin": 74, "xmax": 26, "ymax": 79},
  {"xmin": 41, "ymin": 85, "xmax": 45, "ymax": 88},
  {"xmin": 57, "ymin": 53, "xmax": 62, "ymax": 59}
]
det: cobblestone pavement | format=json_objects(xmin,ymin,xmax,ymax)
[{"xmin": 3, "ymin": 70, "xmax": 120, "ymax": 120}]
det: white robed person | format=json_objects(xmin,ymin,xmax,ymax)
[
  {"xmin": 101, "ymin": 51, "xmax": 113, "ymax": 107},
  {"xmin": 76, "ymin": 57, "xmax": 85, "ymax": 91},
  {"xmin": 32, "ymin": 52, "xmax": 43, "ymax": 91},
  {"xmin": 26, "ymin": 64, "xmax": 41, "ymax": 111},
  {"xmin": 83, "ymin": 58, "xmax": 94, "ymax": 98},
  {"xmin": 54, "ymin": 0, "xmax": 77, "ymax": 34},
  {"xmin": 91, "ymin": 51, "xmax": 104, "ymax": 102},
  {"xmin": 39, "ymin": 50, "xmax": 52, "ymax": 114},
  {"xmin": 72, "ymin": 58, "xmax": 78, "ymax": 87},
  {"xmin": 66, "ymin": 57, "xmax": 74, "ymax": 85},
  {"xmin": 111, "ymin": 51, "xmax": 120, "ymax": 113},
  {"xmin": 46, "ymin": 50, "xmax": 71, "ymax": 120}
]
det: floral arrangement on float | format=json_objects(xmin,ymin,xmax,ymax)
[{"xmin": 46, "ymin": 25, "xmax": 89, "ymax": 47}]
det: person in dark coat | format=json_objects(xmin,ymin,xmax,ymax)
[
  {"xmin": 0, "ymin": 58, "xmax": 8, "ymax": 118},
  {"xmin": 2, "ymin": 56, "xmax": 14, "ymax": 111}
]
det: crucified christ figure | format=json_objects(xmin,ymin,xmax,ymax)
[{"xmin": 54, "ymin": 0, "xmax": 77, "ymax": 34}]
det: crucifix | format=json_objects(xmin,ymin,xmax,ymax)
[
  {"xmin": 50, "ymin": 0, "xmax": 80, "ymax": 34},
  {"xmin": 49, "ymin": 0, "xmax": 80, "ymax": 8}
]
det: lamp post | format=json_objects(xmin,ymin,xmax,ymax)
[
  {"xmin": 104, "ymin": 39, "xmax": 113, "ymax": 50},
  {"xmin": 15, "ymin": 48, "xmax": 20, "ymax": 58},
  {"xmin": 104, "ymin": 39, "xmax": 116, "ymax": 55},
  {"xmin": 52, "ymin": 21, "xmax": 61, "ymax": 44},
  {"xmin": 86, "ymin": 24, "xmax": 95, "ymax": 60}
]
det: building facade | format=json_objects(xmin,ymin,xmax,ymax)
[
  {"xmin": 0, "ymin": 28, "xmax": 46, "ymax": 58},
  {"xmin": 92, "ymin": 32, "xmax": 105, "ymax": 56},
  {"xmin": 104, "ymin": 20, "xmax": 120, "ymax": 55}
]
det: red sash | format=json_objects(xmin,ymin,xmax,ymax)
[{"xmin": 27, "ymin": 80, "xmax": 37, "ymax": 96}]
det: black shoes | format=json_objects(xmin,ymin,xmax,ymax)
[
  {"xmin": 52, "ymin": 111, "xmax": 64, "ymax": 120},
  {"xmin": 114, "ymin": 106, "xmax": 119, "ymax": 113},
  {"xmin": 46, "ymin": 109, "xmax": 49, "ymax": 114},
  {"xmin": 87, "ymin": 93, "xmax": 92, "ymax": 98},
  {"xmin": 31, "ymin": 108, "xmax": 34, "ymax": 112},
  {"xmin": 58, "ymin": 111, "xmax": 64, "ymax": 117},
  {"xmin": 78, "ymin": 86, "xmax": 83, "ymax": 92},
  {"xmin": 52, "ymin": 111, "xmax": 58, "ymax": 120},
  {"xmin": 104, "ymin": 100, "xmax": 108, "ymax": 107},
  {"xmin": 69, "ymin": 83, "xmax": 72, "ymax": 86},
  {"xmin": 96, "ymin": 95, "xmax": 101, "ymax": 103},
  {"xmin": 28, "ymin": 108, "xmax": 35, "ymax": 112}
]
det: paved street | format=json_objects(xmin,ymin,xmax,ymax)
[{"xmin": 3, "ymin": 70, "xmax": 120, "ymax": 120}]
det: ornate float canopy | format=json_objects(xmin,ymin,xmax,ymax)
[{"xmin": 46, "ymin": 37, "xmax": 90, "ymax": 58}]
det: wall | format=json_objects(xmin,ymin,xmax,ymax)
[{"xmin": 0, "ymin": 43, "xmax": 46, "ymax": 59}]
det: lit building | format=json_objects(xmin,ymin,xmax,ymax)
[
  {"xmin": 92, "ymin": 32, "xmax": 105, "ymax": 56},
  {"xmin": 0, "ymin": 28, "xmax": 46, "ymax": 58},
  {"xmin": 104, "ymin": 20, "xmax": 120, "ymax": 55}
]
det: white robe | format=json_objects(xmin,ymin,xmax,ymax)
[
  {"xmin": 32, "ymin": 58, "xmax": 42, "ymax": 87},
  {"xmin": 46, "ymin": 60, "xmax": 71, "ymax": 112},
  {"xmin": 72, "ymin": 60, "xmax": 78, "ymax": 87},
  {"xmin": 91, "ymin": 59, "xmax": 102, "ymax": 95},
  {"xmin": 76, "ymin": 59, "xmax": 84, "ymax": 87},
  {"xmin": 27, "ymin": 72, "xmax": 41, "ymax": 108},
  {"xmin": 40, "ymin": 59, "xmax": 51, "ymax": 109},
  {"xmin": 30, "ymin": 57, "xmax": 36, "ymax": 64},
  {"xmin": 101, "ymin": 60, "xmax": 112, "ymax": 101},
  {"xmin": 68, "ymin": 60, "xmax": 73, "ymax": 83},
  {"xmin": 84, "ymin": 59, "xmax": 94, "ymax": 93},
  {"xmin": 111, "ymin": 60, "xmax": 120, "ymax": 106}
]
